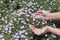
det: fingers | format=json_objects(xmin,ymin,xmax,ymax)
[
  {"xmin": 29, "ymin": 24, "xmax": 41, "ymax": 35},
  {"xmin": 35, "ymin": 10, "xmax": 42, "ymax": 15},
  {"xmin": 36, "ymin": 10, "xmax": 42, "ymax": 13},
  {"xmin": 29, "ymin": 24, "xmax": 37, "ymax": 32},
  {"xmin": 29, "ymin": 24, "xmax": 49, "ymax": 35},
  {"xmin": 35, "ymin": 10, "xmax": 47, "ymax": 17},
  {"xmin": 41, "ymin": 27, "xmax": 48, "ymax": 34}
]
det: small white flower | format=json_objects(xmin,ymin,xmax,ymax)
[
  {"xmin": 26, "ymin": 15, "xmax": 30, "ymax": 17},
  {"xmin": 20, "ymin": 5, "xmax": 22, "ymax": 6},
  {"xmin": 38, "ymin": 22, "xmax": 40, "ymax": 23},
  {"xmin": 35, "ymin": 2, "xmax": 37, "ymax": 5},
  {"xmin": 15, "ymin": 33, "xmax": 18, "ymax": 35},
  {"xmin": 5, "ymin": 30, "xmax": 8, "ymax": 33},
  {"xmin": 16, "ymin": 36, "xmax": 19, "ymax": 38},
  {"xmin": 44, "ymin": 1, "xmax": 46, "ymax": 3},
  {"xmin": 0, "ymin": 25, "xmax": 2, "ymax": 28},
  {"xmin": 32, "ymin": 0, "xmax": 35, "ymax": 2},
  {"xmin": 0, "ymin": 35, "xmax": 4, "ymax": 38},
  {"xmin": 21, "ymin": 20, "xmax": 25, "ymax": 23},
  {"xmin": 25, "ymin": 10, "xmax": 28, "ymax": 13},
  {"xmin": 0, "ymin": 1, "xmax": 3, "ymax": 3},
  {"xmin": 21, "ymin": 35, "xmax": 26, "ymax": 38},
  {"xmin": 28, "ymin": 11, "xmax": 31, "ymax": 14},
  {"xmin": 19, "ymin": 31, "xmax": 22, "ymax": 35},
  {"xmin": 24, "ymin": 22, "xmax": 26, "ymax": 25},
  {"xmin": 32, "ymin": 6, "xmax": 34, "ymax": 8},
  {"xmin": 33, "ymin": 18, "xmax": 35, "ymax": 21},
  {"xmin": 25, "ymin": 32, "xmax": 28, "ymax": 35},
  {"xmin": 58, "ymin": 7, "xmax": 60, "ymax": 10},
  {"xmin": 1, "ymin": 38, "xmax": 5, "ymax": 40},
  {"xmin": 12, "ymin": 1, "xmax": 15, "ymax": 3},
  {"xmin": 5, "ymin": 27, "xmax": 8, "ymax": 30},
  {"xmin": 37, "ymin": 5, "xmax": 40, "ymax": 7},
  {"xmin": 10, "ymin": 20, "xmax": 13, "ymax": 23},
  {"xmin": 33, "ymin": 2, "xmax": 37, "ymax": 5},
  {"xmin": 0, "ymin": 14, "xmax": 1, "ymax": 17},
  {"xmin": 42, "ymin": 22, "xmax": 45, "ymax": 25},
  {"xmin": 14, "ymin": 35, "xmax": 17, "ymax": 38},
  {"xmin": 46, "ymin": 0, "xmax": 49, "ymax": 2},
  {"xmin": 12, "ymin": 26, "xmax": 14, "ymax": 28},
  {"xmin": 34, "ymin": 8, "xmax": 37, "ymax": 10},
  {"xmin": 5, "ymin": 16, "xmax": 7, "ymax": 19},
  {"xmin": 9, "ymin": 0, "xmax": 12, "ymax": 3},
  {"xmin": 47, "ymin": 38, "xmax": 49, "ymax": 40},
  {"xmin": 9, "ymin": 23, "xmax": 13, "ymax": 25},
  {"xmin": 19, "ymin": 12, "xmax": 26, "ymax": 15},
  {"xmin": 2, "ymin": 31, "xmax": 4, "ymax": 33},
  {"xmin": 52, "ymin": 23, "xmax": 56, "ymax": 28},
  {"xmin": 21, "ymin": 30, "xmax": 26, "ymax": 33},
  {"xmin": 5, "ymin": 20, "xmax": 8, "ymax": 24},
  {"xmin": 30, "ymin": 36, "xmax": 33, "ymax": 39},
  {"xmin": 23, "ymin": 1, "xmax": 26, "ymax": 4},
  {"xmin": 20, "ymin": 26, "xmax": 25, "ymax": 29},
  {"xmin": 44, "ymin": 21, "xmax": 47, "ymax": 24},
  {"xmin": 2, "ymin": 17, "xmax": 4, "ymax": 21},
  {"xmin": 6, "ymin": 25, "xmax": 9, "ymax": 27},
  {"xmin": 32, "ymin": 22, "xmax": 34, "ymax": 24},
  {"xmin": 25, "ymin": 38, "xmax": 28, "ymax": 40},
  {"xmin": 13, "ymin": 18, "xmax": 17, "ymax": 21},
  {"xmin": 8, "ymin": 30, "xmax": 11, "ymax": 33},
  {"xmin": 51, "ymin": 34, "xmax": 56, "ymax": 38},
  {"xmin": 10, "ymin": 9, "xmax": 13, "ymax": 11},
  {"xmin": 53, "ymin": 0, "xmax": 56, "ymax": 2},
  {"xmin": 45, "ymin": 34, "xmax": 48, "ymax": 37},
  {"xmin": 26, "ymin": 18, "xmax": 30, "ymax": 21},
  {"xmin": 50, "ymin": 2, "xmax": 53, "ymax": 5},
  {"xmin": 14, "ymin": 38, "xmax": 18, "ymax": 40},
  {"xmin": 31, "ymin": 9, "xmax": 34, "ymax": 12}
]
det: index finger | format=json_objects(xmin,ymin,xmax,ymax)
[{"xmin": 35, "ymin": 10, "xmax": 43, "ymax": 15}]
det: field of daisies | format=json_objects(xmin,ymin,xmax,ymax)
[{"xmin": 0, "ymin": 0, "xmax": 60, "ymax": 40}]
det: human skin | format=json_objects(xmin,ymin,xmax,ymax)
[
  {"xmin": 29, "ymin": 10, "xmax": 60, "ymax": 36},
  {"xmin": 36, "ymin": 10, "xmax": 60, "ymax": 20}
]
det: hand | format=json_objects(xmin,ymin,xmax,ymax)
[
  {"xmin": 29, "ymin": 24, "xmax": 48, "ymax": 36},
  {"xmin": 36, "ymin": 10, "xmax": 53, "ymax": 20}
]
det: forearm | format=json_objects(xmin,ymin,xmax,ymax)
[
  {"xmin": 48, "ymin": 27, "xmax": 60, "ymax": 36},
  {"xmin": 50, "ymin": 12, "xmax": 60, "ymax": 20}
]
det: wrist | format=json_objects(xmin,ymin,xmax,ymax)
[
  {"xmin": 44, "ymin": 13, "xmax": 53, "ymax": 20},
  {"xmin": 45, "ymin": 26, "xmax": 49, "ymax": 32},
  {"xmin": 47, "ymin": 26, "xmax": 53, "ymax": 32},
  {"xmin": 48, "ymin": 13, "xmax": 55, "ymax": 20},
  {"xmin": 45, "ymin": 26, "xmax": 51, "ymax": 32}
]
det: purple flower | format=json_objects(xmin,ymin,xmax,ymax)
[{"xmin": 27, "ymin": 1, "xmax": 33, "ymax": 6}]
